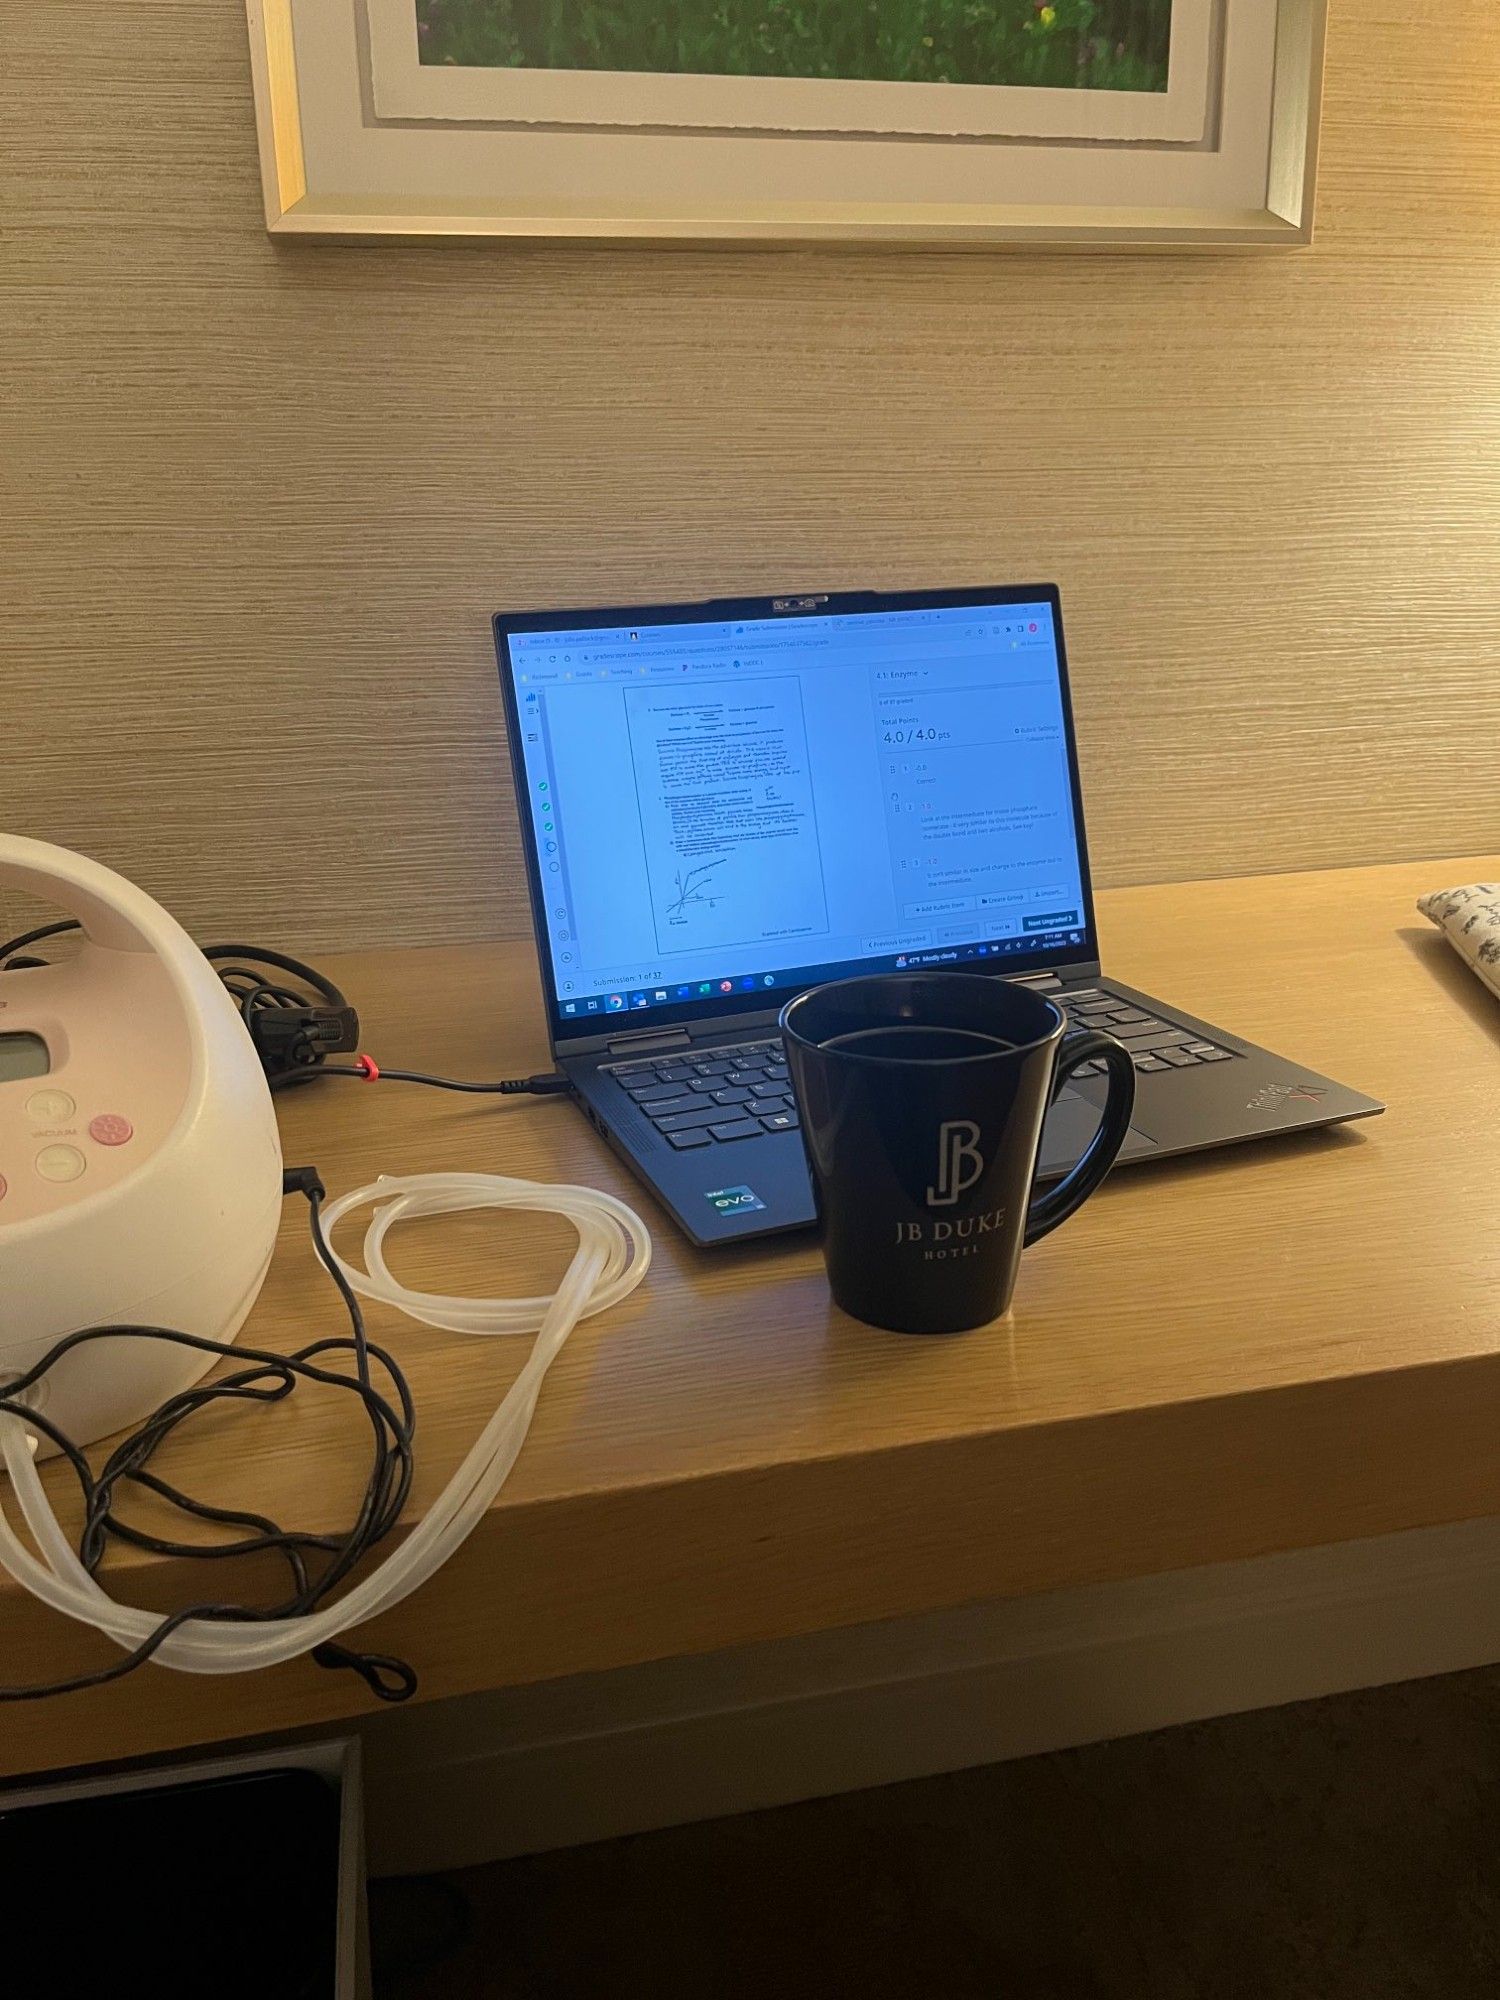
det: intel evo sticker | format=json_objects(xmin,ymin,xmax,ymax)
[{"xmin": 706, "ymin": 1184, "xmax": 766, "ymax": 1216}]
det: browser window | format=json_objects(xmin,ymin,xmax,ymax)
[{"xmin": 502, "ymin": 600, "xmax": 1089, "ymax": 1022}]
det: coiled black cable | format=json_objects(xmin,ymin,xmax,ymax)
[
  {"xmin": 0, "ymin": 919, "xmax": 572, "ymax": 1701},
  {"xmin": 0, "ymin": 1173, "xmax": 418, "ymax": 1703}
]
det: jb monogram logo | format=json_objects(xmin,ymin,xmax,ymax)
[
  {"xmin": 882, "ymin": 1119, "xmax": 1006, "ymax": 1260},
  {"xmin": 926, "ymin": 1120, "xmax": 985, "ymax": 1206}
]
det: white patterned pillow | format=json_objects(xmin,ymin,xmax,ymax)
[{"xmin": 1417, "ymin": 883, "xmax": 1500, "ymax": 1002}]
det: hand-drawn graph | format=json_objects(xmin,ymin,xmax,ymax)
[{"xmin": 665, "ymin": 857, "xmax": 728, "ymax": 926}]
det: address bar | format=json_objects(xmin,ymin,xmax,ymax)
[
  {"xmin": 581, "ymin": 629, "xmax": 1047, "ymax": 668},
  {"xmin": 579, "ymin": 633, "xmax": 837, "ymax": 664}
]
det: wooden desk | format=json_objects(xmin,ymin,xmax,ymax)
[{"xmin": 4, "ymin": 857, "xmax": 1499, "ymax": 1782}]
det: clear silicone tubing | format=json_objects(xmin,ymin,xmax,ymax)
[{"xmin": 0, "ymin": 1173, "xmax": 651, "ymax": 1675}]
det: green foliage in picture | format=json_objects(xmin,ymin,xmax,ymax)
[{"xmin": 415, "ymin": 0, "xmax": 1173, "ymax": 91}]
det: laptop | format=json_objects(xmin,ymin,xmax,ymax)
[{"xmin": 495, "ymin": 585, "xmax": 1383, "ymax": 1247}]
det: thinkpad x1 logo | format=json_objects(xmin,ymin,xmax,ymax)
[{"xmin": 1248, "ymin": 1081, "xmax": 1328, "ymax": 1112}]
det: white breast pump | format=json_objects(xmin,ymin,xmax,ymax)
[
  {"xmin": 0, "ymin": 835, "xmax": 283, "ymax": 1448},
  {"xmin": 0, "ymin": 836, "xmax": 652, "ymax": 1696}
]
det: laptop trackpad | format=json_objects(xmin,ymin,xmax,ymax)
[{"xmin": 1039, "ymin": 1088, "xmax": 1158, "ymax": 1178}]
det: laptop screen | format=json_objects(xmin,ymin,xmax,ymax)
[{"xmin": 496, "ymin": 588, "xmax": 1096, "ymax": 1039}]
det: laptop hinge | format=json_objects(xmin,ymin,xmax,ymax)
[
  {"xmin": 604, "ymin": 1027, "xmax": 694, "ymax": 1058},
  {"xmin": 1012, "ymin": 973, "xmax": 1064, "ymax": 991}
]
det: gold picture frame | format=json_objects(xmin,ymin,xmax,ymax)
[{"xmin": 247, "ymin": 0, "xmax": 1327, "ymax": 248}]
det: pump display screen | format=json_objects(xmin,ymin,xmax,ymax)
[{"xmin": 0, "ymin": 1032, "xmax": 50, "ymax": 1083}]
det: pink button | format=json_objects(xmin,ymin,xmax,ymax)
[{"xmin": 89, "ymin": 1114, "xmax": 134, "ymax": 1148}]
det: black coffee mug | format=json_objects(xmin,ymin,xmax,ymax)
[{"xmin": 780, "ymin": 972, "xmax": 1135, "ymax": 1334}]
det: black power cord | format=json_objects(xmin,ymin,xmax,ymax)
[
  {"xmin": 0, "ymin": 1171, "xmax": 419, "ymax": 1704},
  {"xmin": 322, "ymin": 1060, "xmax": 571, "ymax": 1095},
  {"xmin": 209, "ymin": 942, "xmax": 360, "ymax": 1090},
  {"xmin": 0, "ymin": 921, "xmax": 570, "ymax": 1099}
]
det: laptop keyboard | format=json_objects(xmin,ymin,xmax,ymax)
[
  {"xmin": 605, "ymin": 995, "xmax": 1236, "ymax": 1150},
  {"xmin": 1060, "ymin": 989, "xmax": 1236, "ymax": 1078},
  {"xmin": 606, "ymin": 1041, "xmax": 796, "ymax": 1150}
]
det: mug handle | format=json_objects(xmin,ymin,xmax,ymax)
[{"xmin": 1023, "ymin": 1030, "xmax": 1137, "ymax": 1246}]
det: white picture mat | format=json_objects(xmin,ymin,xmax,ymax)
[
  {"xmin": 364, "ymin": 0, "xmax": 1212, "ymax": 144},
  {"xmin": 292, "ymin": 1, "xmax": 1278, "ymax": 219}
]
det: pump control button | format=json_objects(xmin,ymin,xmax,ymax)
[
  {"xmin": 27, "ymin": 1089, "xmax": 75, "ymax": 1123},
  {"xmin": 89, "ymin": 1114, "xmax": 134, "ymax": 1147},
  {"xmin": 36, "ymin": 1145, "xmax": 86, "ymax": 1184}
]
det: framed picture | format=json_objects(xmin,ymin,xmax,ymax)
[{"xmin": 247, "ymin": 0, "xmax": 1328, "ymax": 247}]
